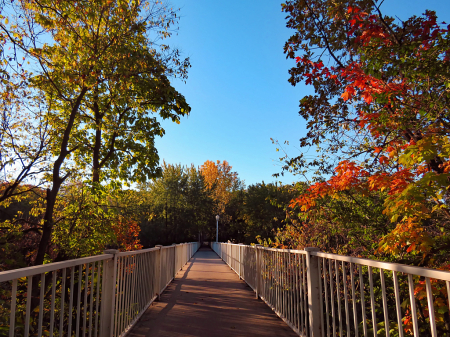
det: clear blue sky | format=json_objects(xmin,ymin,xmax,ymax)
[{"xmin": 155, "ymin": 0, "xmax": 450, "ymax": 187}]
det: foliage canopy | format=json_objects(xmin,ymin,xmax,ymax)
[{"xmin": 279, "ymin": 0, "xmax": 450, "ymax": 267}]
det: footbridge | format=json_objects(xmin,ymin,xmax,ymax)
[{"xmin": 1, "ymin": 242, "xmax": 449, "ymax": 336}]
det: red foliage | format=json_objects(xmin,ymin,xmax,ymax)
[
  {"xmin": 112, "ymin": 216, "xmax": 143, "ymax": 251},
  {"xmin": 289, "ymin": 4, "xmax": 450, "ymax": 261}
]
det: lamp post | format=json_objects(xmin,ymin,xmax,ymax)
[{"xmin": 215, "ymin": 215, "xmax": 219, "ymax": 242}]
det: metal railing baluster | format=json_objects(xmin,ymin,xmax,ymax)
[
  {"xmin": 342, "ymin": 261, "xmax": 350, "ymax": 337},
  {"xmin": 447, "ymin": 281, "xmax": 450, "ymax": 316},
  {"xmin": 68, "ymin": 267, "xmax": 75, "ymax": 336},
  {"xmin": 129, "ymin": 255, "xmax": 137, "ymax": 326},
  {"xmin": 25, "ymin": 276, "xmax": 32, "ymax": 337},
  {"xmin": 350, "ymin": 263, "xmax": 358, "ymax": 337},
  {"xmin": 425, "ymin": 277, "xmax": 437, "ymax": 337},
  {"xmin": 9, "ymin": 279, "xmax": 17, "ymax": 337},
  {"xmin": 83, "ymin": 263, "xmax": 89, "ymax": 336},
  {"xmin": 368, "ymin": 266, "xmax": 377, "ymax": 337},
  {"xmin": 60, "ymin": 268, "xmax": 66, "ymax": 337},
  {"xmin": 277, "ymin": 251, "xmax": 280, "ymax": 318},
  {"xmin": 302, "ymin": 254, "xmax": 308, "ymax": 337},
  {"xmin": 296, "ymin": 254, "xmax": 301, "ymax": 333},
  {"xmin": 50, "ymin": 271, "xmax": 57, "ymax": 337},
  {"xmin": 335, "ymin": 260, "xmax": 343, "ymax": 337},
  {"xmin": 94, "ymin": 262, "xmax": 101, "ymax": 337},
  {"xmin": 289, "ymin": 252, "xmax": 293, "ymax": 326},
  {"xmin": 318, "ymin": 258, "xmax": 325, "ymax": 337},
  {"xmin": 380, "ymin": 268, "xmax": 390, "ymax": 337},
  {"xmin": 358, "ymin": 264, "xmax": 368, "ymax": 337},
  {"xmin": 38, "ymin": 273, "xmax": 45, "ymax": 337},
  {"xmin": 323, "ymin": 259, "xmax": 330, "ymax": 337},
  {"xmin": 284, "ymin": 252, "xmax": 287, "ymax": 324},
  {"xmin": 76, "ymin": 265, "xmax": 83, "ymax": 337},
  {"xmin": 392, "ymin": 271, "xmax": 404, "ymax": 337},
  {"xmin": 115, "ymin": 257, "xmax": 124, "ymax": 337},
  {"xmin": 138, "ymin": 254, "xmax": 144, "ymax": 312},
  {"xmin": 122, "ymin": 257, "xmax": 130, "ymax": 334},
  {"xmin": 329, "ymin": 260, "xmax": 336, "ymax": 337},
  {"xmin": 89, "ymin": 262, "xmax": 95, "ymax": 337}
]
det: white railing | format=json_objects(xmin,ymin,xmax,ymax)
[
  {"xmin": 212, "ymin": 242, "xmax": 450, "ymax": 337},
  {"xmin": 0, "ymin": 242, "xmax": 199, "ymax": 337}
]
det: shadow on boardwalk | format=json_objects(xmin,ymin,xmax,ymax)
[{"xmin": 128, "ymin": 247, "xmax": 298, "ymax": 337}]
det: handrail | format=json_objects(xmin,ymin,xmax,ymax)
[
  {"xmin": 312, "ymin": 251, "xmax": 450, "ymax": 281},
  {"xmin": 212, "ymin": 242, "xmax": 450, "ymax": 337},
  {"xmin": 1, "ymin": 241, "xmax": 200, "ymax": 337},
  {"xmin": 0, "ymin": 254, "xmax": 113, "ymax": 282},
  {"xmin": 115, "ymin": 247, "xmax": 159, "ymax": 257}
]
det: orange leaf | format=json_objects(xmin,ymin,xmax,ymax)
[{"xmin": 341, "ymin": 91, "xmax": 350, "ymax": 101}]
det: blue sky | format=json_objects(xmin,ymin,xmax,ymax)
[{"xmin": 155, "ymin": 0, "xmax": 450, "ymax": 187}]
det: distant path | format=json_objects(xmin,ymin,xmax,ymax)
[{"xmin": 127, "ymin": 247, "xmax": 298, "ymax": 337}]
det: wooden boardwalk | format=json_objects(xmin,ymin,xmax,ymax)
[{"xmin": 128, "ymin": 247, "xmax": 298, "ymax": 337}]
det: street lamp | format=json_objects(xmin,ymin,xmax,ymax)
[{"xmin": 215, "ymin": 215, "xmax": 219, "ymax": 242}]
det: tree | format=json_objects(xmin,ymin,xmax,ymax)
[
  {"xmin": 282, "ymin": 0, "xmax": 450, "ymax": 267},
  {"xmin": 199, "ymin": 160, "xmax": 241, "ymax": 215},
  {"xmin": 184, "ymin": 165, "xmax": 214, "ymax": 241},
  {"xmin": 140, "ymin": 162, "xmax": 188, "ymax": 245},
  {"xmin": 0, "ymin": 0, "xmax": 190, "ymax": 265},
  {"xmin": 51, "ymin": 182, "xmax": 143, "ymax": 259},
  {"xmin": 22, "ymin": 0, "xmax": 190, "ymax": 184},
  {"xmin": 0, "ymin": 5, "xmax": 50, "ymax": 207},
  {"xmin": 138, "ymin": 163, "xmax": 211, "ymax": 246},
  {"xmin": 199, "ymin": 160, "xmax": 244, "ymax": 241},
  {"xmin": 237, "ymin": 182, "xmax": 295, "ymax": 244}
]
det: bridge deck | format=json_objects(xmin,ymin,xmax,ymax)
[{"xmin": 128, "ymin": 247, "xmax": 297, "ymax": 337}]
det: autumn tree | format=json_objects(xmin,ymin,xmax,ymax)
[
  {"xmin": 20, "ymin": 0, "xmax": 190, "ymax": 185},
  {"xmin": 0, "ymin": 0, "xmax": 190, "ymax": 265},
  {"xmin": 0, "ymin": 4, "xmax": 55, "ymax": 268},
  {"xmin": 199, "ymin": 160, "xmax": 242, "ymax": 215},
  {"xmin": 0, "ymin": 3, "xmax": 50, "ymax": 207},
  {"xmin": 280, "ymin": 0, "xmax": 450, "ymax": 268}
]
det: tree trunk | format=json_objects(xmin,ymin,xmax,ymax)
[
  {"xmin": 34, "ymin": 88, "xmax": 87, "ymax": 266},
  {"xmin": 92, "ymin": 88, "xmax": 101, "ymax": 184}
]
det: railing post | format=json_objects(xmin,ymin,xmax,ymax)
[
  {"xmin": 182, "ymin": 243, "xmax": 185, "ymax": 266},
  {"xmin": 226, "ymin": 243, "xmax": 228, "ymax": 263},
  {"xmin": 231, "ymin": 244, "xmax": 234, "ymax": 270},
  {"xmin": 255, "ymin": 244, "xmax": 262, "ymax": 299},
  {"xmin": 172, "ymin": 244, "xmax": 177, "ymax": 277},
  {"xmin": 305, "ymin": 247, "xmax": 322, "ymax": 337},
  {"xmin": 226, "ymin": 243, "xmax": 229, "ymax": 265},
  {"xmin": 225, "ymin": 243, "xmax": 228, "ymax": 263},
  {"xmin": 238, "ymin": 244, "xmax": 243, "ymax": 279},
  {"xmin": 100, "ymin": 249, "xmax": 118, "ymax": 337},
  {"xmin": 156, "ymin": 245, "xmax": 163, "ymax": 300}
]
